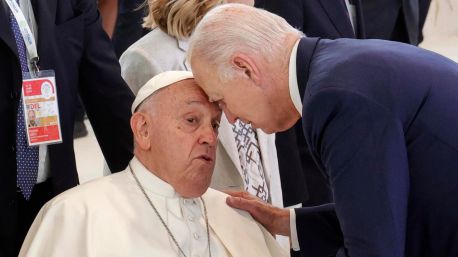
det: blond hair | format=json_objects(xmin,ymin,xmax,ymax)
[{"xmin": 143, "ymin": 0, "xmax": 224, "ymax": 40}]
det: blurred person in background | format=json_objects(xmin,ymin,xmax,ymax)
[
  {"xmin": 361, "ymin": 0, "xmax": 431, "ymax": 45},
  {"xmin": 112, "ymin": 0, "xmax": 150, "ymax": 58},
  {"xmin": 0, "ymin": 0, "xmax": 134, "ymax": 256}
]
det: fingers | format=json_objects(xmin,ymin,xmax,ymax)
[
  {"xmin": 226, "ymin": 195, "xmax": 257, "ymax": 213},
  {"xmin": 224, "ymin": 190, "xmax": 258, "ymax": 201},
  {"xmin": 222, "ymin": 190, "xmax": 244, "ymax": 197},
  {"xmin": 225, "ymin": 193, "xmax": 292, "ymax": 236},
  {"xmin": 226, "ymin": 195, "xmax": 283, "ymax": 235},
  {"xmin": 226, "ymin": 194, "xmax": 273, "ymax": 220}
]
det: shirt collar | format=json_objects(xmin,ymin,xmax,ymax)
[
  {"xmin": 178, "ymin": 38, "xmax": 189, "ymax": 53},
  {"xmin": 178, "ymin": 39, "xmax": 191, "ymax": 70},
  {"xmin": 288, "ymin": 39, "xmax": 303, "ymax": 117}
]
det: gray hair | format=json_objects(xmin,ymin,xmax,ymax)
[
  {"xmin": 136, "ymin": 86, "xmax": 169, "ymax": 116},
  {"xmin": 187, "ymin": 3, "xmax": 303, "ymax": 81},
  {"xmin": 137, "ymin": 94, "xmax": 158, "ymax": 117}
]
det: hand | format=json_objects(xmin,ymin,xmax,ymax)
[{"xmin": 225, "ymin": 191, "xmax": 291, "ymax": 237}]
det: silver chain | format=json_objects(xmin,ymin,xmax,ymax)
[{"xmin": 129, "ymin": 164, "xmax": 212, "ymax": 257}]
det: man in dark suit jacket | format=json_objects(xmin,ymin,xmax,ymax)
[
  {"xmin": 0, "ymin": 0, "xmax": 134, "ymax": 256},
  {"xmin": 257, "ymin": 0, "xmax": 365, "ymax": 39},
  {"xmin": 189, "ymin": 4, "xmax": 458, "ymax": 257},
  {"xmin": 255, "ymin": 0, "xmax": 365, "ymax": 207},
  {"xmin": 418, "ymin": 0, "xmax": 432, "ymax": 43},
  {"xmin": 111, "ymin": 0, "xmax": 149, "ymax": 58},
  {"xmin": 361, "ymin": 0, "xmax": 431, "ymax": 45}
]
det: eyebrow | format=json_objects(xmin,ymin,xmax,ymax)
[{"xmin": 185, "ymin": 100, "xmax": 205, "ymax": 105}]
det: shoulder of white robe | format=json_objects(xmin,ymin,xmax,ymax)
[{"xmin": 202, "ymin": 189, "xmax": 288, "ymax": 257}]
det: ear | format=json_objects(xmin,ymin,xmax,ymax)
[
  {"xmin": 231, "ymin": 53, "xmax": 261, "ymax": 87},
  {"xmin": 130, "ymin": 112, "xmax": 152, "ymax": 150}
]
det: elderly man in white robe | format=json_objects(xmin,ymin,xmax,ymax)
[{"xmin": 19, "ymin": 71, "xmax": 286, "ymax": 257}]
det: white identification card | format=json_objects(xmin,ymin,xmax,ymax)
[{"xmin": 22, "ymin": 70, "xmax": 63, "ymax": 146}]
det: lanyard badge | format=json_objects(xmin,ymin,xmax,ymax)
[
  {"xmin": 22, "ymin": 71, "xmax": 63, "ymax": 146},
  {"xmin": 5, "ymin": 0, "xmax": 39, "ymax": 65}
]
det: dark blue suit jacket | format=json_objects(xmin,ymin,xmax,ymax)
[
  {"xmin": 0, "ymin": 0, "xmax": 134, "ymax": 255},
  {"xmin": 361, "ymin": 0, "xmax": 431, "ymax": 45},
  {"xmin": 258, "ymin": 0, "xmax": 365, "ymax": 39},
  {"xmin": 255, "ymin": 0, "xmax": 365, "ymax": 207},
  {"xmin": 295, "ymin": 37, "xmax": 458, "ymax": 257},
  {"xmin": 112, "ymin": 0, "xmax": 149, "ymax": 58}
]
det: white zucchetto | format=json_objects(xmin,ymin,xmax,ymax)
[{"xmin": 131, "ymin": 70, "xmax": 194, "ymax": 113}]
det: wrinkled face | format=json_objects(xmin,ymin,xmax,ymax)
[
  {"xmin": 136, "ymin": 79, "xmax": 222, "ymax": 198},
  {"xmin": 191, "ymin": 61, "xmax": 279, "ymax": 134}
]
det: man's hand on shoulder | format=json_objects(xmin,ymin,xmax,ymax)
[{"xmin": 225, "ymin": 191, "xmax": 291, "ymax": 237}]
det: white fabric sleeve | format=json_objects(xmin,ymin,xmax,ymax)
[
  {"xmin": 18, "ymin": 199, "xmax": 92, "ymax": 257},
  {"xmin": 290, "ymin": 208, "xmax": 301, "ymax": 251}
]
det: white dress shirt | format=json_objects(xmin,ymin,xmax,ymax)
[
  {"xmin": 288, "ymin": 39, "xmax": 303, "ymax": 117},
  {"xmin": 287, "ymin": 38, "xmax": 303, "ymax": 251},
  {"xmin": 344, "ymin": 0, "xmax": 357, "ymax": 33}
]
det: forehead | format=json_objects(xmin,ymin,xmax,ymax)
[
  {"xmin": 189, "ymin": 62, "xmax": 223, "ymax": 100},
  {"xmin": 163, "ymin": 79, "xmax": 220, "ymax": 113}
]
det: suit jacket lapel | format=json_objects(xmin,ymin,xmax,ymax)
[
  {"xmin": 318, "ymin": 0, "xmax": 355, "ymax": 37},
  {"xmin": 0, "ymin": 1, "xmax": 19, "ymax": 59},
  {"xmin": 32, "ymin": 0, "xmax": 57, "ymax": 69},
  {"xmin": 403, "ymin": 0, "xmax": 420, "ymax": 44},
  {"xmin": 353, "ymin": 0, "xmax": 366, "ymax": 38},
  {"xmin": 296, "ymin": 37, "xmax": 320, "ymax": 99},
  {"xmin": 218, "ymin": 114, "xmax": 243, "ymax": 178},
  {"xmin": 203, "ymin": 189, "xmax": 274, "ymax": 257},
  {"xmin": 177, "ymin": 39, "xmax": 191, "ymax": 70},
  {"xmin": 256, "ymin": 129, "xmax": 284, "ymax": 207},
  {"xmin": 0, "ymin": 0, "xmax": 57, "ymax": 63}
]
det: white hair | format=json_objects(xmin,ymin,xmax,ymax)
[
  {"xmin": 187, "ymin": 3, "xmax": 303, "ymax": 81},
  {"xmin": 137, "ymin": 93, "xmax": 159, "ymax": 116},
  {"xmin": 136, "ymin": 86, "xmax": 170, "ymax": 116}
]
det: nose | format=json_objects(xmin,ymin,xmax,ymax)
[
  {"xmin": 224, "ymin": 109, "xmax": 238, "ymax": 124},
  {"xmin": 198, "ymin": 124, "xmax": 217, "ymax": 147}
]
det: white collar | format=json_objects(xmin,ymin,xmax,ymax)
[
  {"xmin": 288, "ymin": 39, "xmax": 303, "ymax": 117},
  {"xmin": 177, "ymin": 39, "xmax": 191, "ymax": 70},
  {"xmin": 129, "ymin": 157, "xmax": 205, "ymax": 219},
  {"xmin": 178, "ymin": 39, "xmax": 189, "ymax": 52},
  {"xmin": 129, "ymin": 157, "xmax": 179, "ymax": 198}
]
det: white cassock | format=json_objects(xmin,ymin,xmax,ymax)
[{"xmin": 19, "ymin": 157, "xmax": 287, "ymax": 257}]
